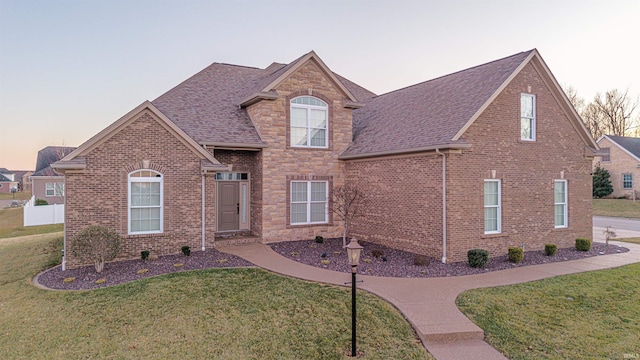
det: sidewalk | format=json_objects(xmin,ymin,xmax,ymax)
[{"xmin": 220, "ymin": 239, "xmax": 640, "ymax": 360}]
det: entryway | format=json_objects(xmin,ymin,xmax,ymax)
[{"xmin": 215, "ymin": 172, "xmax": 250, "ymax": 232}]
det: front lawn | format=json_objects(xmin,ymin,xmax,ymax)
[
  {"xmin": 593, "ymin": 198, "xmax": 640, "ymax": 218},
  {"xmin": 0, "ymin": 234, "xmax": 431, "ymax": 360},
  {"xmin": 457, "ymin": 264, "xmax": 640, "ymax": 359},
  {"xmin": 616, "ymin": 237, "xmax": 640, "ymax": 245},
  {"xmin": 0, "ymin": 190, "xmax": 31, "ymax": 201},
  {"xmin": 0, "ymin": 207, "xmax": 63, "ymax": 239}
]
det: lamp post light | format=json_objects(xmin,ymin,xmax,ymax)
[{"xmin": 345, "ymin": 237, "xmax": 363, "ymax": 357}]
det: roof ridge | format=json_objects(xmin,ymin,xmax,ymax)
[
  {"xmin": 216, "ymin": 62, "xmax": 262, "ymax": 70},
  {"xmin": 371, "ymin": 50, "xmax": 534, "ymax": 99}
]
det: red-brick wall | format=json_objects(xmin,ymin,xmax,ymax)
[{"xmin": 64, "ymin": 111, "xmax": 216, "ymax": 268}]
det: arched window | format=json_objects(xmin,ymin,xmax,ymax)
[
  {"xmin": 290, "ymin": 96, "xmax": 328, "ymax": 148},
  {"xmin": 128, "ymin": 170, "xmax": 163, "ymax": 234}
]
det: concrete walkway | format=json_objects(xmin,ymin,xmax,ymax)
[{"xmin": 220, "ymin": 236, "xmax": 640, "ymax": 360}]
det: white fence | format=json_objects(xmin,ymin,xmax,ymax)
[{"xmin": 23, "ymin": 196, "xmax": 64, "ymax": 226}]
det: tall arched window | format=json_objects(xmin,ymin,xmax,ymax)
[
  {"xmin": 290, "ymin": 96, "xmax": 328, "ymax": 148},
  {"xmin": 128, "ymin": 170, "xmax": 163, "ymax": 234}
]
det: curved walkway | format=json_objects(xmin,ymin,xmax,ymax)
[{"xmin": 220, "ymin": 240, "xmax": 640, "ymax": 360}]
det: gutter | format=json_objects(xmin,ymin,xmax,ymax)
[
  {"xmin": 435, "ymin": 149, "xmax": 447, "ymax": 264},
  {"xmin": 62, "ymin": 176, "xmax": 67, "ymax": 271},
  {"xmin": 338, "ymin": 143, "xmax": 470, "ymax": 160}
]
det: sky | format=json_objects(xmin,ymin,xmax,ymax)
[{"xmin": 1, "ymin": 0, "xmax": 639, "ymax": 170}]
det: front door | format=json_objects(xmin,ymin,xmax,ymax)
[{"xmin": 218, "ymin": 181, "xmax": 239, "ymax": 231}]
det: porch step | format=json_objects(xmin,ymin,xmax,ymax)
[{"xmin": 214, "ymin": 236, "xmax": 262, "ymax": 248}]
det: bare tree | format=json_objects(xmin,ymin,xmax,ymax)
[
  {"xmin": 591, "ymin": 89, "xmax": 639, "ymax": 136},
  {"xmin": 331, "ymin": 185, "xmax": 367, "ymax": 248},
  {"xmin": 564, "ymin": 85, "xmax": 585, "ymax": 114}
]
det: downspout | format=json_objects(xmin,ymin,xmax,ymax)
[
  {"xmin": 202, "ymin": 170, "xmax": 206, "ymax": 252},
  {"xmin": 62, "ymin": 175, "xmax": 66, "ymax": 271},
  {"xmin": 436, "ymin": 149, "xmax": 447, "ymax": 264}
]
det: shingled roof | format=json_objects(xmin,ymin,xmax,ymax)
[
  {"xmin": 601, "ymin": 135, "xmax": 640, "ymax": 160},
  {"xmin": 152, "ymin": 52, "xmax": 375, "ymax": 147},
  {"xmin": 341, "ymin": 50, "xmax": 535, "ymax": 158},
  {"xmin": 33, "ymin": 146, "xmax": 76, "ymax": 176}
]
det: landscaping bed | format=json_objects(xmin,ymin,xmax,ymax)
[{"xmin": 271, "ymin": 238, "xmax": 629, "ymax": 278}]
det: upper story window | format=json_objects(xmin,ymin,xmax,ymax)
[
  {"xmin": 601, "ymin": 147, "xmax": 611, "ymax": 162},
  {"xmin": 520, "ymin": 94, "xmax": 536, "ymax": 141},
  {"xmin": 290, "ymin": 96, "xmax": 328, "ymax": 148},
  {"xmin": 623, "ymin": 174, "xmax": 633, "ymax": 189},
  {"xmin": 128, "ymin": 170, "xmax": 163, "ymax": 234}
]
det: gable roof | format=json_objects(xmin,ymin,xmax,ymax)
[
  {"xmin": 340, "ymin": 49, "xmax": 598, "ymax": 159},
  {"xmin": 32, "ymin": 146, "xmax": 77, "ymax": 176},
  {"xmin": 0, "ymin": 174, "xmax": 13, "ymax": 182},
  {"xmin": 52, "ymin": 101, "xmax": 228, "ymax": 172},
  {"xmin": 599, "ymin": 135, "xmax": 640, "ymax": 162},
  {"xmin": 152, "ymin": 51, "xmax": 374, "ymax": 147}
]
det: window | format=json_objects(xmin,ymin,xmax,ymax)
[
  {"xmin": 623, "ymin": 174, "xmax": 633, "ymax": 189},
  {"xmin": 290, "ymin": 96, "xmax": 328, "ymax": 148},
  {"xmin": 128, "ymin": 170, "xmax": 163, "ymax": 234},
  {"xmin": 554, "ymin": 180, "xmax": 568, "ymax": 228},
  {"xmin": 484, "ymin": 180, "xmax": 501, "ymax": 234},
  {"xmin": 290, "ymin": 181, "xmax": 328, "ymax": 225},
  {"xmin": 45, "ymin": 182, "xmax": 64, "ymax": 196},
  {"xmin": 520, "ymin": 94, "xmax": 536, "ymax": 141},
  {"xmin": 601, "ymin": 147, "xmax": 610, "ymax": 162}
]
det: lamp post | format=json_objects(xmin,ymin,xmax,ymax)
[{"xmin": 345, "ymin": 237, "xmax": 363, "ymax": 357}]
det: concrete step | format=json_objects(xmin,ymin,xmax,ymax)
[{"xmin": 214, "ymin": 236, "xmax": 262, "ymax": 248}]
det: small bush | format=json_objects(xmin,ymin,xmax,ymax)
[
  {"xmin": 364, "ymin": 258, "xmax": 372, "ymax": 263},
  {"xmin": 95, "ymin": 278, "xmax": 106, "ymax": 284},
  {"xmin": 371, "ymin": 249, "xmax": 384, "ymax": 258},
  {"xmin": 321, "ymin": 259, "xmax": 330, "ymax": 265},
  {"xmin": 468, "ymin": 249, "xmax": 489, "ymax": 268},
  {"xmin": 136, "ymin": 268, "xmax": 149, "ymax": 274},
  {"xmin": 413, "ymin": 255, "xmax": 429, "ymax": 266},
  {"xmin": 181, "ymin": 246, "xmax": 191, "ymax": 256},
  {"xmin": 71, "ymin": 225, "xmax": 121, "ymax": 273},
  {"xmin": 141, "ymin": 250, "xmax": 150, "ymax": 261},
  {"xmin": 35, "ymin": 199, "xmax": 48, "ymax": 206},
  {"xmin": 315, "ymin": 235, "xmax": 324, "ymax": 243},
  {"xmin": 576, "ymin": 238, "xmax": 592, "ymax": 251},
  {"xmin": 544, "ymin": 244, "xmax": 557, "ymax": 256},
  {"xmin": 63, "ymin": 277, "xmax": 75, "ymax": 283},
  {"xmin": 508, "ymin": 247, "xmax": 524, "ymax": 263},
  {"xmin": 174, "ymin": 263, "xmax": 184, "ymax": 267}
]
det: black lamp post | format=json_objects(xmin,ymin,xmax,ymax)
[{"xmin": 345, "ymin": 237, "xmax": 363, "ymax": 357}]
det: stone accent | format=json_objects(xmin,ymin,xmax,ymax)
[{"xmin": 594, "ymin": 137, "xmax": 640, "ymax": 198}]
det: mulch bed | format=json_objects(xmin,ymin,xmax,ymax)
[
  {"xmin": 36, "ymin": 249, "xmax": 254, "ymax": 291},
  {"xmin": 271, "ymin": 238, "xmax": 630, "ymax": 278}
]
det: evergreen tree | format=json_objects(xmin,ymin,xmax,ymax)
[{"xmin": 592, "ymin": 164, "xmax": 614, "ymax": 198}]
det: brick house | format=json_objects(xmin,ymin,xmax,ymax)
[
  {"xmin": 53, "ymin": 49, "xmax": 598, "ymax": 269},
  {"xmin": 0, "ymin": 168, "xmax": 19, "ymax": 193},
  {"xmin": 31, "ymin": 146, "xmax": 76, "ymax": 205},
  {"xmin": 594, "ymin": 135, "xmax": 640, "ymax": 198}
]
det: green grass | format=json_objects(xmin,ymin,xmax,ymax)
[
  {"xmin": 616, "ymin": 237, "xmax": 640, "ymax": 245},
  {"xmin": 0, "ymin": 190, "xmax": 31, "ymax": 201},
  {"xmin": 457, "ymin": 264, "xmax": 640, "ymax": 359},
  {"xmin": 0, "ymin": 207, "xmax": 63, "ymax": 239},
  {"xmin": 0, "ymin": 234, "xmax": 431, "ymax": 360},
  {"xmin": 593, "ymin": 199, "xmax": 640, "ymax": 218}
]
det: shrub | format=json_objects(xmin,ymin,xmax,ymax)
[
  {"xmin": 371, "ymin": 249, "xmax": 384, "ymax": 258},
  {"xmin": 315, "ymin": 235, "xmax": 324, "ymax": 243},
  {"xmin": 468, "ymin": 249, "xmax": 489, "ymax": 268},
  {"xmin": 181, "ymin": 246, "xmax": 191, "ymax": 256},
  {"xmin": 71, "ymin": 225, "xmax": 121, "ymax": 273},
  {"xmin": 544, "ymin": 244, "xmax": 557, "ymax": 256},
  {"xmin": 141, "ymin": 250, "xmax": 150, "ymax": 261},
  {"xmin": 35, "ymin": 199, "xmax": 48, "ymax": 206},
  {"xmin": 413, "ymin": 255, "xmax": 429, "ymax": 266},
  {"xmin": 576, "ymin": 238, "xmax": 592, "ymax": 251},
  {"xmin": 592, "ymin": 165, "xmax": 613, "ymax": 198},
  {"xmin": 508, "ymin": 247, "xmax": 524, "ymax": 263}
]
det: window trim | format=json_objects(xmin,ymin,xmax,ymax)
[
  {"xmin": 45, "ymin": 182, "xmax": 64, "ymax": 197},
  {"xmin": 622, "ymin": 173, "xmax": 633, "ymax": 189},
  {"xmin": 290, "ymin": 180, "xmax": 328, "ymax": 225},
  {"xmin": 290, "ymin": 96, "xmax": 329, "ymax": 149},
  {"xmin": 520, "ymin": 93, "xmax": 536, "ymax": 141},
  {"xmin": 484, "ymin": 179, "xmax": 502, "ymax": 234},
  {"xmin": 554, "ymin": 179, "xmax": 568, "ymax": 229},
  {"xmin": 128, "ymin": 170, "xmax": 163, "ymax": 235}
]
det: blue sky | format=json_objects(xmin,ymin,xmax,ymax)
[{"xmin": 1, "ymin": 0, "xmax": 638, "ymax": 170}]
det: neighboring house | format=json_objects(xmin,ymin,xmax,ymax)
[
  {"xmin": 595, "ymin": 135, "xmax": 640, "ymax": 198},
  {"xmin": 19, "ymin": 170, "xmax": 34, "ymax": 191},
  {"xmin": 53, "ymin": 49, "xmax": 598, "ymax": 269},
  {"xmin": 0, "ymin": 168, "xmax": 19, "ymax": 193},
  {"xmin": 31, "ymin": 146, "xmax": 76, "ymax": 204}
]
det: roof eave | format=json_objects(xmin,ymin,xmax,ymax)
[
  {"xmin": 201, "ymin": 141, "xmax": 267, "ymax": 149},
  {"xmin": 339, "ymin": 144, "xmax": 471, "ymax": 160},
  {"xmin": 344, "ymin": 101, "xmax": 364, "ymax": 109},
  {"xmin": 239, "ymin": 92, "xmax": 279, "ymax": 108}
]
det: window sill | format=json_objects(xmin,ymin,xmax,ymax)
[
  {"xmin": 123, "ymin": 232, "xmax": 166, "ymax": 239},
  {"xmin": 287, "ymin": 222, "xmax": 332, "ymax": 229},
  {"xmin": 481, "ymin": 232, "xmax": 508, "ymax": 239},
  {"xmin": 553, "ymin": 226, "xmax": 569, "ymax": 231}
]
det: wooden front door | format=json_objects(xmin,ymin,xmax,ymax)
[{"xmin": 217, "ymin": 181, "xmax": 239, "ymax": 231}]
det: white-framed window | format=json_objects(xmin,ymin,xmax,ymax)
[
  {"xmin": 521, "ymin": 94, "xmax": 536, "ymax": 141},
  {"xmin": 128, "ymin": 170, "xmax": 163, "ymax": 234},
  {"xmin": 484, "ymin": 180, "xmax": 501, "ymax": 234},
  {"xmin": 290, "ymin": 96, "xmax": 328, "ymax": 148},
  {"xmin": 623, "ymin": 174, "xmax": 633, "ymax": 189},
  {"xmin": 290, "ymin": 181, "xmax": 328, "ymax": 225},
  {"xmin": 45, "ymin": 182, "xmax": 64, "ymax": 196},
  {"xmin": 554, "ymin": 180, "xmax": 568, "ymax": 228}
]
